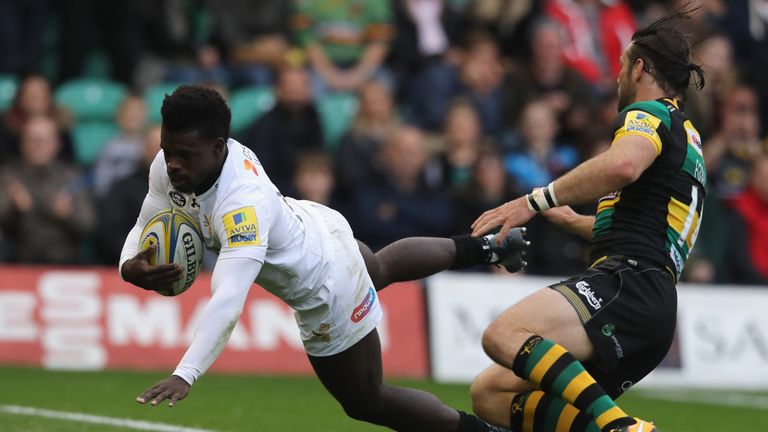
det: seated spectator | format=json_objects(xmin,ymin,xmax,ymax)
[
  {"xmin": 0, "ymin": 116, "xmax": 96, "ymax": 264},
  {"xmin": 727, "ymin": 155, "xmax": 768, "ymax": 283},
  {"xmin": 455, "ymin": 32, "xmax": 505, "ymax": 138},
  {"xmin": 504, "ymin": 100, "xmax": 579, "ymax": 191},
  {"xmin": 346, "ymin": 126, "xmax": 454, "ymax": 250},
  {"xmin": 687, "ymin": 33, "xmax": 739, "ymax": 140},
  {"xmin": 462, "ymin": 0, "xmax": 541, "ymax": 59},
  {"xmin": 97, "ymin": 125, "xmax": 161, "ymax": 264},
  {"xmin": 453, "ymin": 145, "xmax": 520, "ymax": 237},
  {"xmin": 206, "ymin": 0, "xmax": 292, "ymax": 86},
  {"xmin": 241, "ymin": 67, "xmax": 323, "ymax": 195},
  {"xmin": 291, "ymin": 0, "xmax": 393, "ymax": 96},
  {"xmin": 435, "ymin": 100, "xmax": 486, "ymax": 190},
  {"xmin": 92, "ymin": 94, "xmax": 147, "ymax": 197},
  {"xmin": 336, "ymin": 79, "xmax": 400, "ymax": 200},
  {"xmin": 502, "ymin": 19, "xmax": 597, "ymax": 152},
  {"xmin": 293, "ymin": 151, "xmax": 336, "ymax": 207},
  {"xmin": 389, "ymin": 0, "xmax": 463, "ymax": 130},
  {"xmin": 704, "ymin": 84, "xmax": 764, "ymax": 199},
  {"xmin": 544, "ymin": 0, "xmax": 636, "ymax": 88},
  {"xmin": 0, "ymin": 74, "xmax": 73, "ymax": 162}
]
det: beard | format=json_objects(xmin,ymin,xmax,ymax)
[{"xmin": 617, "ymin": 76, "xmax": 636, "ymax": 112}]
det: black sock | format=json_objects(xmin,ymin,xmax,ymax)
[
  {"xmin": 450, "ymin": 235, "xmax": 491, "ymax": 269},
  {"xmin": 457, "ymin": 410, "xmax": 497, "ymax": 432}
]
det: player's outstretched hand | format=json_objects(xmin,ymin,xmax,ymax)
[
  {"xmin": 471, "ymin": 196, "xmax": 536, "ymax": 244},
  {"xmin": 136, "ymin": 375, "xmax": 190, "ymax": 408},
  {"xmin": 121, "ymin": 244, "xmax": 182, "ymax": 292}
]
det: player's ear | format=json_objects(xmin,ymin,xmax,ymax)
[
  {"xmin": 632, "ymin": 58, "xmax": 645, "ymax": 81},
  {"xmin": 214, "ymin": 137, "xmax": 226, "ymax": 153}
]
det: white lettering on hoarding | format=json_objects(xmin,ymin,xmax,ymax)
[
  {"xmin": 0, "ymin": 292, "xmax": 37, "ymax": 342},
  {"xmin": 107, "ymin": 296, "xmax": 179, "ymax": 347},
  {"xmin": 39, "ymin": 272, "xmax": 105, "ymax": 370},
  {"xmin": 249, "ymin": 301, "xmax": 303, "ymax": 350}
]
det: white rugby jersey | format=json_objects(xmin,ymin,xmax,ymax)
[{"xmin": 119, "ymin": 139, "xmax": 335, "ymax": 383}]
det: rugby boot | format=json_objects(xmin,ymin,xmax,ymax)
[{"xmin": 481, "ymin": 227, "xmax": 530, "ymax": 273}]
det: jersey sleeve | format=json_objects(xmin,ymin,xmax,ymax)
[
  {"xmin": 613, "ymin": 110, "xmax": 664, "ymax": 155},
  {"xmin": 118, "ymin": 151, "xmax": 170, "ymax": 274},
  {"xmin": 211, "ymin": 181, "xmax": 272, "ymax": 263}
]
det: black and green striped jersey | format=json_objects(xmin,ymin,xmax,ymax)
[{"xmin": 590, "ymin": 98, "xmax": 706, "ymax": 280}]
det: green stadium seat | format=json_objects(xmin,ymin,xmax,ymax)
[
  {"xmin": 0, "ymin": 75, "xmax": 18, "ymax": 112},
  {"xmin": 71, "ymin": 121, "xmax": 118, "ymax": 165},
  {"xmin": 55, "ymin": 78, "xmax": 127, "ymax": 122},
  {"xmin": 317, "ymin": 92, "xmax": 359, "ymax": 152},
  {"xmin": 145, "ymin": 83, "xmax": 183, "ymax": 124},
  {"xmin": 229, "ymin": 86, "xmax": 275, "ymax": 134}
]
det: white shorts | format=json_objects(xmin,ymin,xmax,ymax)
[{"xmin": 293, "ymin": 202, "xmax": 383, "ymax": 357}]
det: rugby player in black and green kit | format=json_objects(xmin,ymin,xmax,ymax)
[{"xmin": 467, "ymin": 9, "xmax": 706, "ymax": 432}]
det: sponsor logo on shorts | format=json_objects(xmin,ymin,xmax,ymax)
[
  {"xmin": 169, "ymin": 191, "xmax": 186, "ymax": 206},
  {"xmin": 602, "ymin": 323, "xmax": 615, "ymax": 336},
  {"xmin": 575, "ymin": 281, "xmax": 603, "ymax": 310},
  {"xmin": 351, "ymin": 287, "xmax": 376, "ymax": 323}
]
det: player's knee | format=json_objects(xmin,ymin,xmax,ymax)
[
  {"xmin": 482, "ymin": 323, "xmax": 529, "ymax": 364},
  {"xmin": 469, "ymin": 378, "xmax": 494, "ymax": 420}
]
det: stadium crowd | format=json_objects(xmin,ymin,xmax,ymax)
[{"xmin": 0, "ymin": 0, "xmax": 766, "ymax": 285}]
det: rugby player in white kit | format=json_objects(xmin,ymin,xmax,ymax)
[{"xmin": 120, "ymin": 85, "xmax": 526, "ymax": 431}]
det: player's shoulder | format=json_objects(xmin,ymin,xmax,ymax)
[
  {"xmin": 148, "ymin": 149, "xmax": 170, "ymax": 191},
  {"xmin": 617, "ymin": 100, "xmax": 672, "ymax": 131}
]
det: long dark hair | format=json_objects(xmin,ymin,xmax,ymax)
[{"xmin": 626, "ymin": 2, "xmax": 706, "ymax": 101}]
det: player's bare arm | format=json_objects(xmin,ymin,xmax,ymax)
[
  {"xmin": 541, "ymin": 206, "xmax": 595, "ymax": 241},
  {"xmin": 121, "ymin": 244, "xmax": 182, "ymax": 292},
  {"xmin": 471, "ymin": 133, "xmax": 658, "ymax": 241}
]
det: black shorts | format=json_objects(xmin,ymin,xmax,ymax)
[{"xmin": 548, "ymin": 256, "xmax": 677, "ymax": 398}]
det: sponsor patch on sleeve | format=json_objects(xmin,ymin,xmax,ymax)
[
  {"xmin": 614, "ymin": 110, "xmax": 663, "ymax": 155},
  {"xmin": 222, "ymin": 206, "xmax": 261, "ymax": 247}
]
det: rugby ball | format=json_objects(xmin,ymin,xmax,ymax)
[{"xmin": 139, "ymin": 208, "xmax": 204, "ymax": 296}]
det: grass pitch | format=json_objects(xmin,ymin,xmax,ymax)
[{"xmin": 0, "ymin": 367, "xmax": 766, "ymax": 431}]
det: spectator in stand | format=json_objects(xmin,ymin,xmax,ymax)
[
  {"xmin": 388, "ymin": 0, "xmax": 464, "ymax": 130},
  {"xmin": 206, "ymin": 0, "xmax": 292, "ymax": 86},
  {"xmin": 436, "ymin": 100, "xmax": 486, "ymax": 191},
  {"xmin": 727, "ymin": 154, "xmax": 768, "ymax": 283},
  {"xmin": 92, "ymin": 95, "xmax": 147, "ymax": 197},
  {"xmin": 687, "ymin": 33, "xmax": 739, "ymax": 140},
  {"xmin": 336, "ymin": 79, "xmax": 400, "ymax": 203},
  {"xmin": 503, "ymin": 100, "xmax": 579, "ymax": 192},
  {"xmin": 346, "ymin": 126, "xmax": 454, "ymax": 250},
  {"xmin": 455, "ymin": 32, "xmax": 505, "ymax": 138},
  {"xmin": 293, "ymin": 151, "xmax": 336, "ymax": 207},
  {"xmin": 291, "ymin": 0, "xmax": 393, "ymax": 97},
  {"xmin": 502, "ymin": 19, "xmax": 597, "ymax": 152},
  {"xmin": 0, "ymin": 74, "xmax": 73, "ymax": 162},
  {"xmin": 544, "ymin": 0, "xmax": 636, "ymax": 89},
  {"xmin": 241, "ymin": 67, "xmax": 323, "ymax": 196},
  {"xmin": 0, "ymin": 116, "xmax": 96, "ymax": 264},
  {"xmin": 98, "ymin": 125, "xmax": 161, "ymax": 265},
  {"xmin": 723, "ymin": 0, "xmax": 768, "ymax": 132},
  {"xmin": 704, "ymin": 84, "xmax": 764, "ymax": 200},
  {"xmin": 133, "ymin": 1, "xmax": 227, "ymax": 89},
  {"xmin": 453, "ymin": 145, "xmax": 520, "ymax": 242},
  {"xmin": 462, "ymin": 0, "xmax": 542, "ymax": 60},
  {"xmin": 56, "ymin": 0, "xmax": 143, "ymax": 85}
]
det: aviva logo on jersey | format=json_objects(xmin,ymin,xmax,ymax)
[{"xmin": 223, "ymin": 206, "xmax": 261, "ymax": 247}]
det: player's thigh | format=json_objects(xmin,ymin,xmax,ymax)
[
  {"xmin": 483, "ymin": 287, "xmax": 596, "ymax": 363},
  {"xmin": 308, "ymin": 328, "xmax": 383, "ymax": 405}
]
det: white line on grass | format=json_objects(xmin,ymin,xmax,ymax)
[
  {"xmin": 0, "ymin": 405, "xmax": 219, "ymax": 432},
  {"xmin": 638, "ymin": 390, "xmax": 768, "ymax": 410}
]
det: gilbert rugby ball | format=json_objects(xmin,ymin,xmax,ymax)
[{"xmin": 139, "ymin": 208, "xmax": 204, "ymax": 296}]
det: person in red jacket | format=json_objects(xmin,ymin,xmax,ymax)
[{"xmin": 729, "ymin": 154, "xmax": 768, "ymax": 281}]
